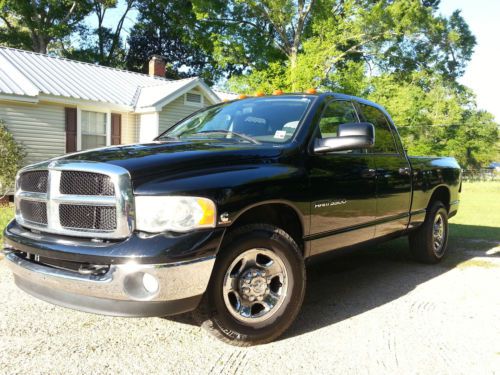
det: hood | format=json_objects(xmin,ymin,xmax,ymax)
[{"xmin": 61, "ymin": 140, "xmax": 284, "ymax": 180}]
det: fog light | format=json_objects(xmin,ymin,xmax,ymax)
[{"xmin": 142, "ymin": 273, "xmax": 159, "ymax": 294}]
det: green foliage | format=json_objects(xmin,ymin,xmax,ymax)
[
  {"xmin": 367, "ymin": 73, "xmax": 499, "ymax": 167},
  {"xmin": 219, "ymin": 0, "xmax": 475, "ymax": 93},
  {"xmin": 226, "ymin": 62, "xmax": 290, "ymax": 94},
  {"xmin": 191, "ymin": 0, "xmax": 290, "ymax": 73},
  {"xmin": 0, "ymin": 204, "xmax": 14, "ymax": 242},
  {"xmin": 0, "ymin": 120, "xmax": 25, "ymax": 196},
  {"xmin": 125, "ymin": 0, "xmax": 223, "ymax": 82},
  {"xmin": 0, "ymin": 0, "xmax": 93, "ymax": 53}
]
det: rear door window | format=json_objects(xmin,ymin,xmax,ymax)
[{"xmin": 358, "ymin": 103, "xmax": 398, "ymax": 154}]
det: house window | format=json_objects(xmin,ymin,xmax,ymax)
[
  {"xmin": 185, "ymin": 92, "xmax": 203, "ymax": 106},
  {"xmin": 81, "ymin": 110, "xmax": 108, "ymax": 150}
]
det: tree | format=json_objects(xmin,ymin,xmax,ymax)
[
  {"xmin": 204, "ymin": 0, "xmax": 475, "ymax": 93},
  {"xmin": 0, "ymin": 120, "xmax": 25, "ymax": 198},
  {"xmin": 373, "ymin": 9, "xmax": 475, "ymax": 81},
  {"xmin": 126, "ymin": 0, "xmax": 223, "ymax": 83},
  {"xmin": 446, "ymin": 109, "xmax": 499, "ymax": 168},
  {"xmin": 0, "ymin": 0, "xmax": 92, "ymax": 53},
  {"xmin": 192, "ymin": 0, "xmax": 315, "ymax": 88},
  {"xmin": 62, "ymin": 0, "xmax": 135, "ymax": 67},
  {"xmin": 367, "ymin": 72, "xmax": 499, "ymax": 168}
]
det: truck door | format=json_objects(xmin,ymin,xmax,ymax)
[
  {"xmin": 357, "ymin": 103, "xmax": 412, "ymax": 237},
  {"xmin": 308, "ymin": 100, "xmax": 377, "ymax": 256}
]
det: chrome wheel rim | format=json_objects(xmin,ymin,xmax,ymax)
[
  {"xmin": 222, "ymin": 248, "xmax": 288, "ymax": 325},
  {"xmin": 433, "ymin": 213, "xmax": 446, "ymax": 255}
]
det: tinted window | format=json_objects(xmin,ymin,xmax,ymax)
[
  {"xmin": 358, "ymin": 104, "xmax": 398, "ymax": 153},
  {"xmin": 318, "ymin": 101, "xmax": 358, "ymax": 138},
  {"xmin": 159, "ymin": 97, "xmax": 312, "ymax": 144}
]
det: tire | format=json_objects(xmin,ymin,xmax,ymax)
[
  {"xmin": 204, "ymin": 224, "xmax": 306, "ymax": 346},
  {"xmin": 409, "ymin": 201, "xmax": 449, "ymax": 264}
]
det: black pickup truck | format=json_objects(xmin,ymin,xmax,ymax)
[{"xmin": 3, "ymin": 93, "xmax": 461, "ymax": 346}]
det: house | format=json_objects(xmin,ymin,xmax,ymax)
[{"xmin": 0, "ymin": 47, "xmax": 221, "ymax": 165}]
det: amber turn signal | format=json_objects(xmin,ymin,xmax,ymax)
[
  {"xmin": 305, "ymin": 88, "xmax": 317, "ymax": 94},
  {"xmin": 238, "ymin": 94, "xmax": 248, "ymax": 99},
  {"xmin": 273, "ymin": 89, "xmax": 284, "ymax": 95},
  {"xmin": 255, "ymin": 91, "xmax": 265, "ymax": 97}
]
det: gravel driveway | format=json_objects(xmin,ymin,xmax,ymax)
[{"xmin": 1, "ymin": 239, "xmax": 499, "ymax": 375}]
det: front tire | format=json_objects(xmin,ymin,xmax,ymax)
[
  {"xmin": 409, "ymin": 201, "xmax": 449, "ymax": 264},
  {"xmin": 205, "ymin": 224, "xmax": 306, "ymax": 346}
]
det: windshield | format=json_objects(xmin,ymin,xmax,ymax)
[{"xmin": 157, "ymin": 97, "xmax": 312, "ymax": 144}]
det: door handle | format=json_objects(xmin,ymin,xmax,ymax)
[
  {"xmin": 399, "ymin": 167, "xmax": 411, "ymax": 176},
  {"xmin": 361, "ymin": 168, "xmax": 376, "ymax": 178}
]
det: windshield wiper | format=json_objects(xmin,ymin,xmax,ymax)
[{"xmin": 195, "ymin": 130, "xmax": 261, "ymax": 144}]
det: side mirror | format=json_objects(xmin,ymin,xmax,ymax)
[{"xmin": 314, "ymin": 122, "xmax": 375, "ymax": 153}]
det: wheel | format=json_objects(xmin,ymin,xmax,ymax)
[
  {"xmin": 409, "ymin": 201, "xmax": 449, "ymax": 264},
  {"xmin": 205, "ymin": 224, "xmax": 306, "ymax": 346}
]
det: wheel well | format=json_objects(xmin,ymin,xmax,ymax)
[
  {"xmin": 428, "ymin": 186, "xmax": 450, "ymax": 212},
  {"xmin": 228, "ymin": 204, "xmax": 304, "ymax": 252}
]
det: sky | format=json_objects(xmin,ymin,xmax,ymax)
[
  {"xmin": 97, "ymin": 1, "xmax": 499, "ymax": 121},
  {"xmin": 439, "ymin": 0, "xmax": 500, "ymax": 121}
]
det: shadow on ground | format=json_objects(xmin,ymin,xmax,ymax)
[
  {"xmin": 449, "ymin": 223, "xmax": 500, "ymax": 241},
  {"xmin": 165, "ymin": 224, "xmax": 499, "ymax": 340}
]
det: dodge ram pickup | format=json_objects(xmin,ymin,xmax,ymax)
[{"xmin": 3, "ymin": 93, "xmax": 461, "ymax": 346}]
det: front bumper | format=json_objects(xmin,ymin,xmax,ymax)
[
  {"xmin": 3, "ymin": 220, "xmax": 224, "ymax": 317},
  {"xmin": 5, "ymin": 252, "xmax": 214, "ymax": 317}
]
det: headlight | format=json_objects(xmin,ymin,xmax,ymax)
[{"xmin": 135, "ymin": 196, "xmax": 216, "ymax": 233}]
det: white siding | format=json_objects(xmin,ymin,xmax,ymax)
[
  {"xmin": 158, "ymin": 90, "xmax": 210, "ymax": 133},
  {"xmin": 121, "ymin": 112, "xmax": 138, "ymax": 144},
  {"xmin": 0, "ymin": 100, "xmax": 65, "ymax": 165}
]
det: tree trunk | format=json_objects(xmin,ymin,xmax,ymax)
[
  {"xmin": 31, "ymin": 33, "xmax": 49, "ymax": 54},
  {"xmin": 38, "ymin": 37, "xmax": 48, "ymax": 54},
  {"xmin": 290, "ymin": 48, "xmax": 298, "ymax": 91}
]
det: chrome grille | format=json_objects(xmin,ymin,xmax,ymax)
[
  {"xmin": 19, "ymin": 200, "xmax": 47, "ymax": 225},
  {"xmin": 19, "ymin": 171, "xmax": 48, "ymax": 193},
  {"xmin": 60, "ymin": 171, "xmax": 114, "ymax": 196},
  {"xmin": 15, "ymin": 161, "xmax": 134, "ymax": 239},
  {"xmin": 60, "ymin": 204, "xmax": 117, "ymax": 230}
]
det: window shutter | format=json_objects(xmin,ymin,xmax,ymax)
[
  {"xmin": 111, "ymin": 113, "xmax": 122, "ymax": 145},
  {"xmin": 65, "ymin": 107, "xmax": 77, "ymax": 153}
]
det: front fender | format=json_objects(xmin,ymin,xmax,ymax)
[{"xmin": 133, "ymin": 163, "xmax": 310, "ymax": 233}]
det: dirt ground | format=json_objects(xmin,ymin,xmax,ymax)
[{"xmin": 0, "ymin": 238, "xmax": 498, "ymax": 375}]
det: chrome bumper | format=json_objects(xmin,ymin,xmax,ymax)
[{"xmin": 5, "ymin": 252, "xmax": 215, "ymax": 317}]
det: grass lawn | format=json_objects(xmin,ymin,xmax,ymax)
[
  {"xmin": 0, "ymin": 181, "xmax": 498, "ymax": 244},
  {"xmin": 448, "ymin": 181, "xmax": 500, "ymax": 241},
  {"xmin": 0, "ymin": 204, "xmax": 14, "ymax": 243}
]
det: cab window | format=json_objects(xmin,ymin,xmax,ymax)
[
  {"xmin": 318, "ymin": 101, "xmax": 359, "ymax": 138},
  {"xmin": 316, "ymin": 100, "xmax": 364, "ymax": 153},
  {"xmin": 159, "ymin": 97, "xmax": 312, "ymax": 144}
]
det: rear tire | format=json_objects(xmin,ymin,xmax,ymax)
[
  {"xmin": 205, "ymin": 224, "xmax": 306, "ymax": 346},
  {"xmin": 409, "ymin": 201, "xmax": 449, "ymax": 264}
]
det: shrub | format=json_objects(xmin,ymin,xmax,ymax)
[{"xmin": 0, "ymin": 120, "xmax": 25, "ymax": 198}]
